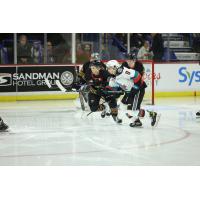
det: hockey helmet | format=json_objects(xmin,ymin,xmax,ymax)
[
  {"xmin": 106, "ymin": 60, "xmax": 120, "ymax": 69},
  {"xmin": 90, "ymin": 60, "xmax": 102, "ymax": 68},
  {"xmin": 90, "ymin": 52, "xmax": 100, "ymax": 61}
]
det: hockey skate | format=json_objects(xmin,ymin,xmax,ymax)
[
  {"xmin": 101, "ymin": 110, "xmax": 111, "ymax": 118},
  {"xmin": 112, "ymin": 115, "xmax": 122, "ymax": 124},
  {"xmin": 196, "ymin": 111, "xmax": 200, "ymax": 118},
  {"xmin": 129, "ymin": 118, "xmax": 142, "ymax": 127},
  {"xmin": 101, "ymin": 109, "xmax": 106, "ymax": 118},
  {"xmin": 0, "ymin": 118, "xmax": 9, "ymax": 132},
  {"xmin": 101, "ymin": 103, "xmax": 111, "ymax": 118},
  {"xmin": 149, "ymin": 111, "xmax": 160, "ymax": 127}
]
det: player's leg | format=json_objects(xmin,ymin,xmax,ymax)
[
  {"xmin": 136, "ymin": 87, "xmax": 160, "ymax": 126},
  {"xmin": 107, "ymin": 97, "xmax": 122, "ymax": 124},
  {"xmin": 123, "ymin": 88, "xmax": 143, "ymax": 127},
  {"xmin": 101, "ymin": 90, "xmax": 123, "ymax": 118},
  {"xmin": 88, "ymin": 92, "xmax": 104, "ymax": 112},
  {"xmin": 121, "ymin": 92, "xmax": 129, "ymax": 105},
  {"xmin": 129, "ymin": 90, "xmax": 143, "ymax": 127},
  {"xmin": 136, "ymin": 87, "xmax": 145, "ymax": 110},
  {"xmin": 126, "ymin": 87, "xmax": 159, "ymax": 127},
  {"xmin": 0, "ymin": 117, "xmax": 9, "ymax": 131},
  {"xmin": 100, "ymin": 101, "xmax": 110, "ymax": 118}
]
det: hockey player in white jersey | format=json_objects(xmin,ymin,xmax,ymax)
[{"xmin": 106, "ymin": 60, "xmax": 159, "ymax": 127}]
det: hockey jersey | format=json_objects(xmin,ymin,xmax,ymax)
[{"xmin": 109, "ymin": 67, "xmax": 141, "ymax": 92}]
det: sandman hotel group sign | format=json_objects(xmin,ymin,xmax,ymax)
[{"xmin": 0, "ymin": 65, "xmax": 77, "ymax": 93}]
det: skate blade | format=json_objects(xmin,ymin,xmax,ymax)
[
  {"xmin": 153, "ymin": 113, "xmax": 161, "ymax": 128},
  {"xmin": 115, "ymin": 121, "xmax": 122, "ymax": 125},
  {"xmin": 0, "ymin": 128, "xmax": 11, "ymax": 134},
  {"xmin": 0, "ymin": 130, "xmax": 9, "ymax": 133},
  {"xmin": 196, "ymin": 117, "xmax": 200, "ymax": 122},
  {"xmin": 129, "ymin": 124, "xmax": 143, "ymax": 128}
]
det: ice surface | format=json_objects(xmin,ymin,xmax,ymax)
[{"xmin": 0, "ymin": 97, "xmax": 200, "ymax": 166}]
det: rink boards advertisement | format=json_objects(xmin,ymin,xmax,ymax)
[
  {"xmin": 153, "ymin": 62, "xmax": 200, "ymax": 92},
  {"xmin": 0, "ymin": 62, "xmax": 200, "ymax": 101},
  {"xmin": 0, "ymin": 65, "xmax": 78, "ymax": 92}
]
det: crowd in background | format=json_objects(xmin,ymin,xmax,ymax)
[
  {"xmin": 0, "ymin": 33, "xmax": 71, "ymax": 65},
  {"xmin": 0, "ymin": 33, "xmax": 200, "ymax": 64},
  {"xmin": 100, "ymin": 33, "xmax": 164, "ymax": 62}
]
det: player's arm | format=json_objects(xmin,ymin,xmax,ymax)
[
  {"xmin": 78, "ymin": 62, "xmax": 89, "ymax": 80},
  {"xmin": 130, "ymin": 70, "xmax": 142, "ymax": 90},
  {"xmin": 108, "ymin": 77, "xmax": 120, "ymax": 90}
]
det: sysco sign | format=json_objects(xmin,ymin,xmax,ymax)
[{"xmin": 178, "ymin": 66, "xmax": 200, "ymax": 86}]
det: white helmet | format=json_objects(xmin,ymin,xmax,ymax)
[{"xmin": 106, "ymin": 60, "xmax": 120, "ymax": 69}]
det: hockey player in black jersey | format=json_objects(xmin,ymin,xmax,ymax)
[
  {"xmin": 85, "ymin": 61, "xmax": 122, "ymax": 124},
  {"xmin": 77, "ymin": 52, "xmax": 106, "ymax": 110},
  {"xmin": 78, "ymin": 52, "xmax": 106, "ymax": 85},
  {"xmin": 0, "ymin": 117, "xmax": 9, "ymax": 131}
]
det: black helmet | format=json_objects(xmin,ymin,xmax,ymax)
[
  {"xmin": 90, "ymin": 60, "xmax": 102, "ymax": 68},
  {"xmin": 126, "ymin": 53, "xmax": 137, "ymax": 60}
]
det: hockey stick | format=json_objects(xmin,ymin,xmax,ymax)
[
  {"xmin": 126, "ymin": 110, "xmax": 155, "ymax": 119},
  {"xmin": 55, "ymin": 80, "xmax": 66, "ymax": 92},
  {"xmin": 79, "ymin": 90, "xmax": 86, "ymax": 111},
  {"xmin": 45, "ymin": 78, "xmax": 77, "ymax": 92},
  {"xmin": 87, "ymin": 111, "xmax": 93, "ymax": 116},
  {"xmin": 44, "ymin": 78, "xmax": 52, "ymax": 89},
  {"xmin": 44, "ymin": 78, "xmax": 61, "ymax": 90}
]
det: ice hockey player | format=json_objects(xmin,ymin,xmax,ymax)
[
  {"xmin": 85, "ymin": 60, "xmax": 122, "ymax": 124},
  {"xmin": 78, "ymin": 52, "xmax": 106, "ymax": 85},
  {"xmin": 77, "ymin": 52, "xmax": 106, "ymax": 109},
  {"xmin": 106, "ymin": 60, "xmax": 125, "ymax": 101},
  {"xmin": 107, "ymin": 60, "xmax": 159, "ymax": 127},
  {"xmin": 121, "ymin": 53, "xmax": 147, "ymax": 110},
  {"xmin": 0, "ymin": 117, "xmax": 9, "ymax": 131},
  {"xmin": 196, "ymin": 111, "xmax": 200, "ymax": 118}
]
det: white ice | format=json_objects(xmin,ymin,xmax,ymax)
[{"xmin": 0, "ymin": 97, "xmax": 200, "ymax": 166}]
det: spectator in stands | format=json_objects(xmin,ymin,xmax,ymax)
[
  {"xmin": 31, "ymin": 41, "xmax": 43, "ymax": 64},
  {"xmin": 150, "ymin": 33, "xmax": 164, "ymax": 62},
  {"xmin": 47, "ymin": 41, "xmax": 55, "ymax": 64},
  {"xmin": 192, "ymin": 33, "xmax": 200, "ymax": 53},
  {"xmin": 76, "ymin": 43, "xmax": 90, "ymax": 63},
  {"xmin": 137, "ymin": 41, "xmax": 153, "ymax": 60},
  {"xmin": 100, "ymin": 44, "xmax": 110, "ymax": 60},
  {"xmin": 130, "ymin": 33, "xmax": 144, "ymax": 49},
  {"xmin": 17, "ymin": 34, "xmax": 32, "ymax": 64}
]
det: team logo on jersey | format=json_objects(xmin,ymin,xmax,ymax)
[
  {"xmin": 0, "ymin": 73, "xmax": 12, "ymax": 86},
  {"xmin": 60, "ymin": 71, "xmax": 74, "ymax": 86},
  {"xmin": 125, "ymin": 71, "xmax": 130, "ymax": 75}
]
